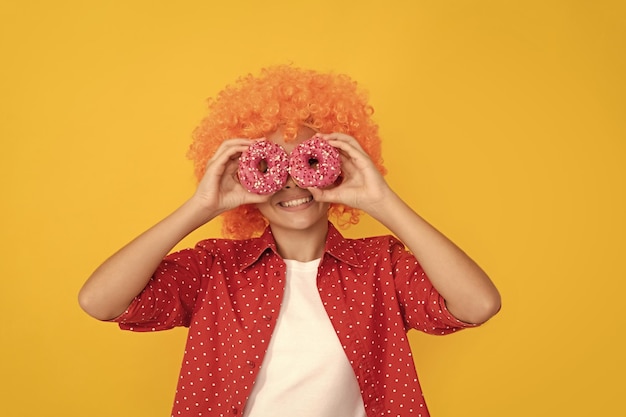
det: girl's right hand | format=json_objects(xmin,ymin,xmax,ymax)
[
  {"xmin": 191, "ymin": 138, "xmax": 270, "ymax": 217},
  {"xmin": 79, "ymin": 138, "xmax": 269, "ymax": 321}
]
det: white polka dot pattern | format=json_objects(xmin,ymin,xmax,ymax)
[{"xmin": 115, "ymin": 223, "xmax": 476, "ymax": 417}]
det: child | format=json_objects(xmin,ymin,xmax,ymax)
[{"xmin": 79, "ymin": 65, "xmax": 501, "ymax": 417}]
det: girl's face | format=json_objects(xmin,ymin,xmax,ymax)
[{"xmin": 254, "ymin": 126, "xmax": 331, "ymax": 235}]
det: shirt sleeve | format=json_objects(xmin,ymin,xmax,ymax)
[
  {"xmin": 389, "ymin": 238, "xmax": 479, "ymax": 335},
  {"xmin": 112, "ymin": 247, "xmax": 208, "ymax": 332}
]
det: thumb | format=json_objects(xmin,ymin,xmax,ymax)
[
  {"xmin": 309, "ymin": 186, "xmax": 338, "ymax": 204},
  {"xmin": 308, "ymin": 187, "xmax": 327, "ymax": 202}
]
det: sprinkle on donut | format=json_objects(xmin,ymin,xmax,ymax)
[
  {"xmin": 238, "ymin": 140, "xmax": 289, "ymax": 194},
  {"xmin": 289, "ymin": 137, "xmax": 341, "ymax": 188}
]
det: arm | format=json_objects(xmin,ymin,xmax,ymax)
[
  {"xmin": 311, "ymin": 133, "xmax": 501, "ymax": 324},
  {"xmin": 368, "ymin": 191, "xmax": 501, "ymax": 324},
  {"xmin": 78, "ymin": 138, "xmax": 269, "ymax": 321}
]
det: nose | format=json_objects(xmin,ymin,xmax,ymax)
[{"xmin": 283, "ymin": 175, "xmax": 299, "ymax": 189}]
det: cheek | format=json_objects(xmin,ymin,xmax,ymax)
[
  {"xmin": 254, "ymin": 201, "xmax": 272, "ymax": 216},
  {"xmin": 317, "ymin": 201, "xmax": 332, "ymax": 215}
]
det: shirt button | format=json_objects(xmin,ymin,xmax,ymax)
[
  {"xmin": 247, "ymin": 360, "xmax": 256, "ymax": 368},
  {"xmin": 262, "ymin": 314, "xmax": 272, "ymax": 321},
  {"xmin": 232, "ymin": 407, "xmax": 239, "ymax": 415}
]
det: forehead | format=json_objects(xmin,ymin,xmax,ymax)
[{"xmin": 266, "ymin": 126, "xmax": 317, "ymax": 152}]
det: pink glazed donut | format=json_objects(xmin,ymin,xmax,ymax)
[
  {"xmin": 289, "ymin": 137, "xmax": 341, "ymax": 188},
  {"xmin": 238, "ymin": 140, "xmax": 289, "ymax": 194}
]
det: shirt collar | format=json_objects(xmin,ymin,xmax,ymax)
[
  {"xmin": 324, "ymin": 222, "xmax": 364, "ymax": 268},
  {"xmin": 236, "ymin": 227, "xmax": 278, "ymax": 272},
  {"xmin": 236, "ymin": 222, "xmax": 364, "ymax": 271}
]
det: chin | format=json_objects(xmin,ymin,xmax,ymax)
[{"xmin": 269, "ymin": 211, "xmax": 329, "ymax": 233}]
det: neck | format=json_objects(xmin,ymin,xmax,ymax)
[{"xmin": 271, "ymin": 219, "xmax": 328, "ymax": 262}]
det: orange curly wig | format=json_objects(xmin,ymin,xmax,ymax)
[{"xmin": 188, "ymin": 65, "xmax": 386, "ymax": 239}]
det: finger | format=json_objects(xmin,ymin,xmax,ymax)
[
  {"xmin": 328, "ymin": 141, "xmax": 371, "ymax": 172},
  {"xmin": 223, "ymin": 155, "xmax": 243, "ymax": 177},
  {"xmin": 328, "ymin": 138, "xmax": 367, "ymax": 156},
  {"xmin": 205, "ymin": 141, "xmax": 259, "ymax": 179},
  {"xmin": 209, "ymin": 138, "xmax": 256, "ymax": 164},
  {"xmin": 308, "ymin": 186, "xmax": 335, "ymax": 203},
  {"xmin": 338, "ymin": 156, "xmax": 358, "ymax": 177},
  {"xmin": 315, "ymin": 132, "xmax": 367, "ymax": 152},
  {"xmin": 314, "ymin": 132, "xmax": 353, "ymax": 142},
  {"xmin": 315, "ymin": 133, "xmax": 367, "ymax": 156},
  {"xmin": 241, "ymin": 192, "xmax": 272, "ymax": 205}
]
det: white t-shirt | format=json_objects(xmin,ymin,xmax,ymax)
[{"xmin": 243, "ymin": 258, "xmax": 366, "ymax": 417}]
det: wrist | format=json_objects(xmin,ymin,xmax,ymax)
[
  {"xmin": 362, "ymin": 186, "xmax": 399, "ymax": 219},
  {"xmin": 179, "ymin": 196, "xmax": 223, "ymax": 230}
]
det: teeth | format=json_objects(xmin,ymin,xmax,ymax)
[{"xmin": 281, "ymin": 197, "xmax": 312, "ymax": 208}]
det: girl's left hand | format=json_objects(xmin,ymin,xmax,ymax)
[{"xmin": 308, "ymin": 132, "xmax": 393, "ymax": 214}]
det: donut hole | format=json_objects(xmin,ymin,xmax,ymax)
[
  {"xmin": 257, "ymin": 159, "xmax": 269, "ymax": 173},
  {"xmin": 308, "ymin": 157, "xmax": 319, "ymax": 169}
]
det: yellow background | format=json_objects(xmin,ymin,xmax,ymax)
[{"xmin": 1, "ymin": 1, "xmax": 624, "ymax": 416}]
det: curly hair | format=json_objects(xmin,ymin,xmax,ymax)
[{"xmin": 188, "ymin": 65, "xmax": 386, "ymax": 239}]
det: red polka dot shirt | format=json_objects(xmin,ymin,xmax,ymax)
[{"xmin": 114, "ymin": 222, "xmax": 476, "ymax": 417}]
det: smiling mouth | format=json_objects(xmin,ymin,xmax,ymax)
[{"xmin": 279, "ymin": 196, "xmax": 313, "ymax": 208}]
